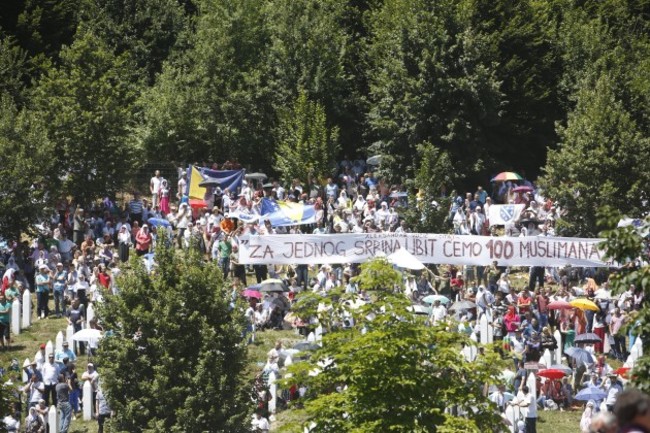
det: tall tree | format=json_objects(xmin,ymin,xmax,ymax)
[
  {"xmin": 404, "ymin": 142, "xmax": 456, "ymax": 234},
  {"xmin": 264, "ymin": 0, "xmax": 362, "ymax": 153},
  {"xmin": 140, "ymin": 0, "xmax": 274, "ymax": 167},
  {"xmin": 463, "ymin": 0, "xmax": 563, "ymax": 179},
  {"xmin": 365, "ymin": 0, "xmax": 503, "ymax": 185},
  {"xmin": 97, "ymin": 242, "xmax": 251, "ymax": 432},
  {"xmin": 80, "ymin": 0, "xmax": 190, "ymax": 83},
  {"xmin": 274, "ymin": 90, "xmax": 340, "ymax": 184},
  {"xmin": 31, "ymin": 28, "xmax": 142, "ymax": 204},
  {"xmin": 285, "ymin": 258, "xmax": 505, "ymax": 432},
  {"xmin": 539, "ymin": 75, "xmax": 650, "ymax": 236},
  {"xmin": 0, "ymin": 93, "xmax": 55, "ymax": 239},
  {"xmin": 600, "ymin": 211, "xmax": 650, "ymax": 393}
]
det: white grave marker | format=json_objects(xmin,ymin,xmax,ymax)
[
  {"xmin": 83, "ymin": 380, "xmax": 93, "ymax": 420},
  {"xmin": 48, "ymin": 405, "xmax": 57, "ymax": 433},
  {"xmin": 22, "ymin": 290, "xmax": 31, "ymax": 328},
  {"xmin": 11, "ymin": 299, "xmax": 20, "ymax": 335}
]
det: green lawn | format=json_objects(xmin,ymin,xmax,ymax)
[
  {"xmin": 0, "ymin": 300, "xmax": 100, "ymax": 433},
  {"xmin": 2, "ymin": 298, "xmax": 592, "ymax": 433},
  {"xmin": 538, "ymin": 409, "xmax": 582, "ymax": 433}
]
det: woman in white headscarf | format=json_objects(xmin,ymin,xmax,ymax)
[
  {"xmin": 117, "ymin": 225, "xmax": 132, "ymax": 262},
  {"xmin": 25, "ymin": 406, "xmax": 44, "ymax": 433},
  {"xmin": 580, "ymin": 400, "xmax": 595, "ymax": 433}
]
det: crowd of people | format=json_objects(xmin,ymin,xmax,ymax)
[{"xmin": 0, "ymin": 159, "xmax": 647, "ymax": 433}]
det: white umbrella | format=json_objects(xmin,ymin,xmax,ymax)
[
  {"xmin": 71, "ymin": 329, "xmax": 102, "ymax": 342},
  {"xmin": 366, "ymin": 155, "xmax": 382, "ymax": 166},
  {"xmin": 387, "ymin": 248, "xmax": 425, "ymax": 270}
]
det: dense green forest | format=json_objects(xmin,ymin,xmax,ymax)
[{"xmin": 1, "ymin": 0, "xmax": 649, "ymax": 236}]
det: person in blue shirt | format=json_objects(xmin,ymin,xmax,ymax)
[{"xmin": 35, "ymin": 265, "xmax": 51, "ymax": 319}]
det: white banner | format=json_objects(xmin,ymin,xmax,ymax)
[
  {"xmin": 237, "ymin": 233, "xmax": 607, "ymax": 267},
  {"xmin": 488, "ymin": 204, "xmax": 525, "ymax": 226}
]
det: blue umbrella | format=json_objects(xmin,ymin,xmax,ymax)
[
  {"xmin": 575, "ymin": 386, "xmax": 607, "ymax": 401},
  {"xmin": 566, "ymin": 347, "xmax": 594, "ymax": 365},
  {"xmin": 422, "ymin": 295, "xmax": 451, "ymax": 305},
  {"xmin": 147, "ymin": 217, "xmax": 171, "ymax": 228}
]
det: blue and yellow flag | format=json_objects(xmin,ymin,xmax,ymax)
[{"xmin": 260, "ymin": 198, "xmax": 316, "ymax": 226}]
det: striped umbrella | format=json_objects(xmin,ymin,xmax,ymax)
[{"xmin": 491, "ymin": 171, "xmax": 523, "ymax": 182}]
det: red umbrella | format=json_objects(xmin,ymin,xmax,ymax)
[
  {"xmin": 548, "ymin": 300, "xmax": 573, "ymax": 310},
  {"xmin": 512, "ymin": 186, "xmax": 534, "ymax": 193},
  {"xmin": 537, "ymin": 369, "xmax": 568, "ymax": 380},
  {"xmin": 242, "ymin": 289, "xmax": 262, "ymax": 299},
  {"xmin": 614, "ymin": 367, "xmax": 631, "ymax": 378}
]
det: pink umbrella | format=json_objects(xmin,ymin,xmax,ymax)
[
  {"xmin": 512, "ymin": 186, "xmax": 534, "ymax": 193},
  {"xmin": 242, "ymin": 289, "xmax": 262, "ymax": 299},
  {"xmin": 547, "ymin": 300, "xmax": 573, "ymax": 310}
]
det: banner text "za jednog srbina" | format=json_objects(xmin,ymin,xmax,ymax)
[{"xmin": 237, "ymin": 233, "xmax": 606, "ymax": 267}]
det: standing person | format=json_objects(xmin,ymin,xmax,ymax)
[
  {"xmin": 159, "ymin": 179, "xmax": 171, "ymax": 215},
  {"xmin": 515, "ymin": 385, "xmax": 537, "ymax": 433},
  {"xmin": 175, "ymin": 203, "xmax": 190, "ymax": 248},
  {"xmin": 0, "ymin": 292, "xmax": 11, "ymax": 350},
  {"xmin": 73, "ymin": 208, "xmax": 85, "ymax": 247},
  {"xmin": 67, "ymin": 363, "xmax": 81, "ymax": 419},
  {"xmin": 95, "ymin": 387, "xmax": 111, "ymax": 433},
  {"xmin": 53, "ymin": 263, "xmax": 67, "ymax": 318},
  {"xmin": 35, "ymin": 265, "xmax": 51, "ymax": 319},
  {"xmin": 66, "ymin": 300, "xmax": 85, "ymax": 355},
  {"xmin": 135, "ymin": 225, "xmax": 152, "ymax": 256},
  {"xmin": 128, "ymin": 193, "xmax": 144, "ymax": 225},
  {"xmin": 41, "ymin": 354, "xmax": 59, "ymax": 406},
  {"xmin": 610, "ymin": 307, "xmax": 628, "ymax": 361},
  {"xmin": 218, "ymin": 234, "xmax": 232, "ymax": 279},
  {"xmin": 150, "ymin": 170, "xmax": 162, "ymax": 208},
  {"xmin": 177, "ymin": 170, "xmax": 188, "ymax": 203},
  {"xmin": 23, "ymin": 375, "xmax": 45, "ymax": 409},
  {"xmin": 56, "ymin": 374, "xmax": 72, "ymax": 433},
  {"xmin": 117, "ymin": 225, "xmax": 131, "ymax": 263}
]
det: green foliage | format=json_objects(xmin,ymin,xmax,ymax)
[
  {"xmin": 599, "ymin": 210, "xmax": 650, "ymax": 393},
  {"xmin": 140, "ymin": 0, "xmax": 275, "ymax": 166},
  {"xmin": 404, "ymin": 142, "xmax": 456, "ymax": 233},
  {"xmin": 0, "ymin": 93, "xmax": 55, "ymax": 238},
  {"xmin": 97, "ymin": 240, "xmax": 251, "ymax": 433},
  {"xmin": 539, "ymin": 75, "xmax": 650, "ymax": 236},
  {"xmin": 274, "ymin": 90, "xmax": 340, "ymax": 184},
  {"xmin": 0, "ymin": 35, "xmax": 30, "ymax": 104},
  {"xmin": 31, "ymin": 29, "xmax": 142, "ymax": 204},
  {"xmin": 80, "ymin": 0, "xmax": 190, "ymax": 83},
  {"xmin": 283, "ymin": 258, "xmax": 504, "ymax": 432},
  {"xmin": 14, "ymin": 0, "xmax": 81, "ymax": 62},
  {"xmin": 264, "ymin": 0, "xmax": 362, "ymax": 150},
  {"xmin": 365, "ymin": 0, "xmax": 504, "ymax": 184}
]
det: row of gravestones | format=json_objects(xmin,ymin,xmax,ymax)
[
  {"xmin": 266, "ymin": 326, "xmax": 323, "ymax": 422},
  {"xmin": 15, "ymin": 291, "xmax": 99, "ymax": 431},
  {"xmin": 31, "ymin": 379, "xmax": 95, "ymax": 433}
]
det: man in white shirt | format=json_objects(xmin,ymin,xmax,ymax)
[
  {"xmin": 430, "ymin": 300, "xmax": 447, "ymax": 325},
  {"xmin": 40, "ymin": 353, "xmax": 59, "ymax": 405},
  {"xmin": 252, "ymin": 412, "xmax": 270, "ymax": 432},
  {"xmin": 513, "ymin": 385, "xmax": 537, "ymax": 433},
  {"xmin": 150, "ymin": 170, "xmax": 162, "ymax": 208},
  {"xmin": 177, "ymin": 171, "xmax": 187, "ymax": 201}
]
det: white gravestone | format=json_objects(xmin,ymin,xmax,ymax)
[
  {"xmin": 83, "ymin": 380, "xmax": 93, "ymax": 421},
  {"xmin": 48, "ymin": 405, "xmax": 57, "ymax": 433},
  {"xmin": 268, "ymin": 371, "xmax": 277, "ymax": 414},
  {"xmin": 11, "ymin": 299, "xmax": 20, "ymax": 335},
  {"xmin": 22, "ymin": 290, "xmax": 31, "ymax": 328}
]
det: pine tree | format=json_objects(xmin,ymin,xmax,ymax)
[{"xmin": 96, "ymin": 241, "xmax": 251, "ymax": 433}]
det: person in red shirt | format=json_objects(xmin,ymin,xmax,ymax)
[
  {"xmin": 518, "ymin": 290, "xmax": 532, "ymax": 317},
  {"xmin": 97, "ymin": 265, "xmax": 111, "ymax": 290},
  {"xmin": 135, "ymin": 225, "xmax": 153, "ymax": 256}
]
